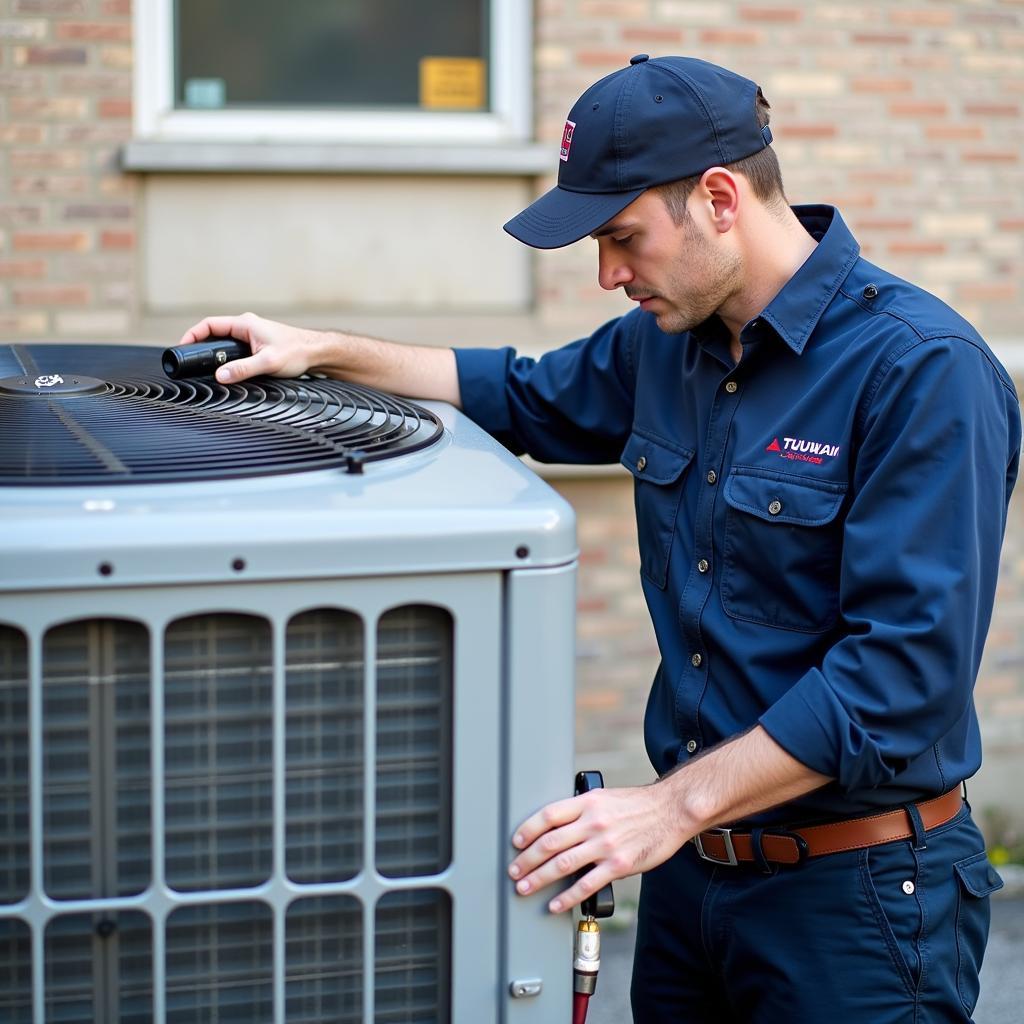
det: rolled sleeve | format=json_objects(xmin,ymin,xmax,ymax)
[
  {"xmin": 453, "ymin": 312, "xmax": 640, "ymax": 463},
  {"xmin": 761, "ymin": 336, "xmax": 1021, "ymax": 791}
]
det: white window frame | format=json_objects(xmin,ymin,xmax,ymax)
[{"xmin": 134, "ymin": 0, "xmax": 532, "ymax": 144}]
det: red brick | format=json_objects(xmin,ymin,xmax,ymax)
[
  {"xmin": 963, "ymin": 151, "xmax": 1019, "ymax": 164},
  {"xmin": 12, "ymin": 175, "xmax": 89, "ymax": 195},
  {"xmin": 13, "ymin": 230, "xmax": 90, "ymax": 251},
  {"xmin": 58, "ymin": 71, "xmax": 131, "ymax": 93},
  {"xmin": 0, "ymin": 124, "xmax": 46, "ymax": 144},
  {"xmin": 888, "ymin": 241, "xmax": 947, "ymax": 255},
  {"xmin": 850, "ymin": 169, "xmax": 915, "ymax": 186},
  {"xmin": 98, "ymin": 97, "xmax": 132, "ymax": 118},
  {"xmin": 998, "ymin": 218, "xmax": 1024, "ymax": 231},
  {"xmin": 959, "ymin": 283, "xmax": 1017, "ymax": 302},
  {"xmin": 13, "ymin": 0, "xmax": 87, "ymax": 11},
  {"xmin": 779, "ymin": 123, "xmax": 837, "ymax": 138},
  {"xmin": 854, "ymin": 218, "xmax": 914, "ymax": 232},
  {"xmin": 0, "ymin": 71, "xmax": 47, "ymax": 93},
  {"xmin": 963, "ymin": 103, "xmax": 1020, "ymax": 117},
  {"xmin": 13, "ymin": 284, "xmax": 91, "ymax": 305},
  {"xmin": 888, "ymin": 8, "xmax": 955, "ymax": 27},
  {"xmin": 0, "ymin": 259, "xmax": 46, "ymax": 278},
  {"xmin": 100, "ymin": 229, "xmax": 134, "ymax": 249},
  {"xmin": 17, "ymin": 45, "xmax": 87, "ymax": 65},
  {"xmin": 577, "ymin": 50, "xmax": 637, "ymax": 67},
  {"xmin": 0, "ymin": 204, "xmax": 44, "ymax": 226},
  {"xmin": 738, "ymin": 7, "xmax": 802, "ymax": 22},
  {"xmin": 9, "ymin": 96, "xmax": 87, "ymax": 119},
  {"xmin": 9, "ymin": 149, "xmax": 85, "ymax": 171},
  {"xmin": 56, "ymin": 22, "xmax": 132, "ymax": 42},
  {"xmin": 889, "ymin": 100, "xmax": 948, "ymax": 117},
  {"xmin": 699, "ymin": 29, "xmax": 762, "ymax": 45},
  {"xmin": 51, "ymin": 123, "xmax": 131, "ymax": 144},
  {"xmin": 621, "ymin": 27, "xmax": 686, "ymax": 44},
  {"xmin": 850, "ymin": 77, "xmax": 913, "ymax": 94},
  {"xmin": 852, "ymin": 33, "xmax": 912, "ymax": 45},
  {"xmin": 101, "ymin": 0, "xmax": 132, "ymax": 13},
  {"xmin": 62, "ymin": 203, "xmax": 132, "ymax": 220},
  {"xmin": 925, "ymin": 124, "xmax": 985, "ymax": 141}
]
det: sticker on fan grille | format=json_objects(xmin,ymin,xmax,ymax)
[{"xmin": 34, "ymin": 374, "xmax": 64, "ymax": 388}]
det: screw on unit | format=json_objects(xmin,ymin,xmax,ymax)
[
  {"xmin": 98, "ymin": 562, "xmax": 113, "ymax": 577},
  {"xmin": 509, "ymin": 978, "xmax": 543, "ymax": 998},
  {"xmin": 95, "ymin": 919, "xmax": 117, "ymax": 939},
  {"xmin": 516, "ymin": 545, "xmax": 530, "ymax": 559},
  {"xmin": 345, "ymin": 451, "xmax": 367, "ymax": 474},
  {"xmin": 231, "ymin": 558, "xmax": 246, "ymax": 572}
]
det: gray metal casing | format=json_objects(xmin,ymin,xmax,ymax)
[{"xmin": 0, "ymin": 398, "xmax": 578, "ymax": 1022}]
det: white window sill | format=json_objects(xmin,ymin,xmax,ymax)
[{"xmin": 121, "ymin": 140, "xmax": 555, "ymax": 176}]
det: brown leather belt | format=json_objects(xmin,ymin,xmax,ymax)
[{"xmin": 692, "ymin": 788, "xmax": 964, "ymax": 867}]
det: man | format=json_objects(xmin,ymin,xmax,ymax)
[{"xmin": 182, "ymin": 56, "xmax": 1020, "ymax": 1021}]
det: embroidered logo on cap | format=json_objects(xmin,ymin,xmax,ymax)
[
  {"xmin": 560, "ymin": 119, "xmax": 576, "ymax": 162},
  {"xmin": 766, "ymin": 436, "xmax": 841, "ymax": 466}
]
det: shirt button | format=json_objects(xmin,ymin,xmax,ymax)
[
  {"xmin": 902, "ymin": 880, "xmax": 915, "ymax": 895},
  {"xmin": 697, "ymin": 558, "xmax": 709, "ymax": 573},
  {"xmin": 636, "ymin": 455, "xmax": 647, "ymax": 472},
  {"xmin": 686, "ymin": 739, "xmax": 698, "ymax": 754},
  {"xmin": 725, "ymin": 381, "xmax": 738, "ymax": 394},
  {"xmin": 706, "ymin": 470, "xmax": 717, "ymax": 485},
  {"xmin": 768, "ymin": 499, "xmax": 782, "ymax": 515},
  {"xmin": 691, "ymin": 652, "xmax": 702, "ymax": 668},
  {"xmin": 863, "ymin": 283, "xmax": 879, "ymax": 300}
]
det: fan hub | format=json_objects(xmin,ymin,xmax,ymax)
[{"xmin": 0, "ymin": 373, "xmax": 108, "ymax": 397}]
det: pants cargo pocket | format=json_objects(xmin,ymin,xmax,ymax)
[{"xmin": 954, "ymin": 851, "xmax": 1003, "ymax": 1013}]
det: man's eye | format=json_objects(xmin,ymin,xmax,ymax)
[{"xmin": 613, "ymin": 235, "xmax": 633, "ymax": 245}]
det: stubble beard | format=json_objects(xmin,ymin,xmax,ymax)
[{"xmin": 650, "ymin": 218, "xmax": 743, "ymax": 335}]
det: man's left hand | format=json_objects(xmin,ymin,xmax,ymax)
[{"xmin": 507, "ymin": 783, "xmax": 689, "ymax": 914}]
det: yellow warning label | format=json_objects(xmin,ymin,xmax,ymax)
[{"xmin": 420, "ymin": 57, "xmax": 486, "ymax": 110}]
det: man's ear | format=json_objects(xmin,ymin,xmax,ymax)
[{"xmin": 696, "ymin": 167, "xmax": 740, "ymax": 233}]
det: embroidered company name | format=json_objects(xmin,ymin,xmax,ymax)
[{"xmin": 765, "ymin": 436, "xmax": 841, "ymax": 465}]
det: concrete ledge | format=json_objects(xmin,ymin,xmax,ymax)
[{"xmin": 121, "ymin": 140, "xmax": 556, "ymax": 176}]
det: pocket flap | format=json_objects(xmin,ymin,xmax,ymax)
[
  {"xmin": 620, "ymin": 432, "xmax": 694, "ymax": 485},
  {"xmin": 724, "ymin": 468, "xmax": 847, "ymax": 526},
  {"xmin": 954, "ymin": 852, "xmax": 1004, "ymax": 898}
]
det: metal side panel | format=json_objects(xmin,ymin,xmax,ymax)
[
  {"xmin": 502, "ymin": 563, "xmax": 577, "ymax": 1023},
  {"xmin": 0, "ymin": 572, "xmax": 506, "ymax": 1024}
]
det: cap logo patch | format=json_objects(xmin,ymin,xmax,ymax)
[{"xmin": 560, "ymin": 119, "xmax": 576, "ymax": 162}]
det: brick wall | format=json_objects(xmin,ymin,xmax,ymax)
[
  {"xmin": 0, "ymin": 0, "xmax": 136, "ymax": 339},
  {"xmin": 533, "ymin": 1, "xmax": 1024, "ymax": 343}
]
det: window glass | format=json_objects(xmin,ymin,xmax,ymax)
[{"xmin": 176, "ymin": 0, "xmax": 488, "ymax": 111}]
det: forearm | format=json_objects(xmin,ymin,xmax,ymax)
[
  {"xmin": 659, "ymin": 725, "xmax": 831, "ymax": 838},
  {"xmin": 311, "ymin": 329, "xmax": 461, "ymax": 406}
]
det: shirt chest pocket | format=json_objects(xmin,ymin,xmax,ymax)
[
  {"xmin": 621, "ymin": 432, "xmax": 695, "ymax": 589},
  {"xmin": 722, "ymin": 468, "xmax": 847, "ymax": 633}
]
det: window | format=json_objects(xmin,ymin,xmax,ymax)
[{"xmin": 135, "ymin": 0, "xmax": 532, "ymax": 144}]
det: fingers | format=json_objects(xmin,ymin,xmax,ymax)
[
  {"xmin": 214, "ymin": 344, "xmax": 282, "ymax": 384},
  {"xmin": 177, "ymin": 313, "xmax": 256, "ymax": 347}
]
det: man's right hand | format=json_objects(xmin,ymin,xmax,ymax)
[
  {"xmin": 177, "ymin": 311, "xmax": 462, "ymax": 406},
  {"xmin": 177, "ymin": 312, "xmax": 323, "ymax": 384}
]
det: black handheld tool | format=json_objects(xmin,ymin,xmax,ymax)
[
  {"xmin": 161, "ymin": 338, "xmax": 251, "ymax": 380},
  {"xmin": 574, "ymin": 770, "xmax": 616, "ymax": 919}
]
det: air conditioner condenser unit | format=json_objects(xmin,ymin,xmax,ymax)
[{"xmin": 0, "ymin": 342, "xmax": 578, "ymax": 1023}]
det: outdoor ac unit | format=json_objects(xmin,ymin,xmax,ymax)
[{"xmin": 0, "ymin": 343, "xmax": 577, "ymax": 1023}]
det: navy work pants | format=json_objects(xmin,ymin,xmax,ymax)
[{"xmin": 631, "ymin": 804, "xmax": 1001, "ymax": 1022}]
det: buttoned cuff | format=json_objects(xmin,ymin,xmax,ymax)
[
  {"xmin": 759, "ymin": 667, "xmax": 894, "ymax": 792},
  {"xmin": 454, "ymin": 347, "xmax": 517, "ymax": 439}
]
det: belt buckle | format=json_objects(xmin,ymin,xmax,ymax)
[{"xmin": 693, "ymin": 827, "xmax": 738, "ymax": 866}]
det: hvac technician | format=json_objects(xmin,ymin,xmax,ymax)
[{"xmin": 182, "ymin": 56, "xmax": 1021, "ymax": 1022}]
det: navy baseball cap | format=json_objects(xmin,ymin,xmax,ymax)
[{"xmin": 504, "ymin": 55, "xmax": 773, "ymax": 249}]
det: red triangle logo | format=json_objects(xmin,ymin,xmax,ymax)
[{"xmin": 766, "ymin": 438, "xmax": 781, "ymax": 452}]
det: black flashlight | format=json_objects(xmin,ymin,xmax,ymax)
[{"xmin": 161, "ymin": 338, "xmax": 251, "ymax": 380}]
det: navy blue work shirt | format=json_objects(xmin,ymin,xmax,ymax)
[{"xmin": 456, "ymin": 205, "xmax": 1021, "ymax": 822}]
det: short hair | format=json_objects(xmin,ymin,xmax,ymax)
[{"xmin": 655, "ymin": 88, "xmax": 786, "ymax": 223}]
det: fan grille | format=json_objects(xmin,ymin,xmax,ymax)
[{"xmin": 0, "ymin": 344, "xmax": 443, "ymax": 485}]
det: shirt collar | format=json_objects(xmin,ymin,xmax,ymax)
[{"xmin": 758, "ymin": 205, "xmax": 861, "ymax": 355}]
